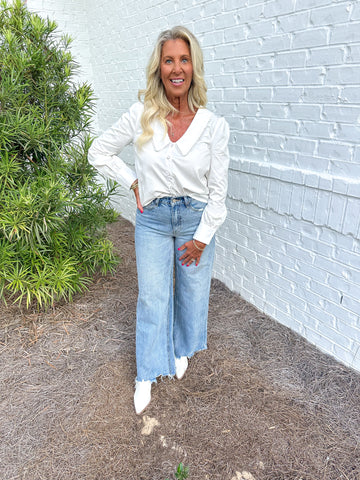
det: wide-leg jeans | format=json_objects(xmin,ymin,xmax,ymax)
[{"xmin": 135, "ymin": 196, "xmax": 215, "ymax": 382}]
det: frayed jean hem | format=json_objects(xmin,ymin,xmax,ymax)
[
  {"xmin": 176, "ymin": 344, "xmax": 207, "ymax": 360},
  {"xmin": 135, "ymin": 372, "xmax": 175, "ymax": 384}
]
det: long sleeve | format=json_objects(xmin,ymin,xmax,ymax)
[
  {"xmin": 88, "ymin": 103, "xmax": 142, "ymax": 189},
  {"xmin": 193, "ymin": 116, "xmax": 230, "ymax": 244}
]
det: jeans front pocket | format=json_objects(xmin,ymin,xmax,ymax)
[
  {"xmin": 188, "ymin": 197, "xmax": 207, "ymax": 212},
  {"xmin": 142, "ymin": 199, "xmax": 159, "ymax": 211}
]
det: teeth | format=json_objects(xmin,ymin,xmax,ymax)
[{"xmin": 171, "ymin": 79, "xmax": 184, "ymax": 84}]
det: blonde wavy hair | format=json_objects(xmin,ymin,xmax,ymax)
[{"xmin": 137, "ymin": 26, "xmax": 207, "ymax": 148}]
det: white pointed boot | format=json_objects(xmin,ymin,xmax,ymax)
[
  {"xmin": 134, "ymin": 380, "xmax": 151, "ymax": 415},
  {"xmin": 175, "ymin": 356, "xmax": 188, "ymax": 380}
]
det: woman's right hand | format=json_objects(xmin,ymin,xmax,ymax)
[{"xmin": 131, "ymin": 180, "xmax": 143, "ymax": 213}]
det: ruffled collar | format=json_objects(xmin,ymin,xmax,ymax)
[{"xmin": 151, "ymin": 108, "xmax": 213, "ymax": 156}]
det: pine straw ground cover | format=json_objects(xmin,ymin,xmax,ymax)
[{"xmin": 1, "ymin": 217, "xmax": 360, "ymax": 480}]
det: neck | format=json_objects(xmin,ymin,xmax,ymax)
[{"xmin": 167, "ymin": 95, "xmax": 190, "ymax": 114}]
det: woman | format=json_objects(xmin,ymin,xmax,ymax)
[{"xmin": 88, "ymin": 26, "xmax": 230, "ymax": 415}]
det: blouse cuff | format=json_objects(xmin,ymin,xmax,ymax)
[
  {"xmin": 125, "ymin": 169, "xmax": 138, "ymax": 190},
  {"xmin": 193, "ymin": 222, "xmax": 216, "ymax": 245}
]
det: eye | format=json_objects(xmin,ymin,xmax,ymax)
[{"xmin": 165, "ymin": 59, "xmax": 172, "ymax": 64}]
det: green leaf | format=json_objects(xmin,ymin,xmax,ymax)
[{"xmin": 175, "ymin": 463, "xmax": 189, "ymax": 480}]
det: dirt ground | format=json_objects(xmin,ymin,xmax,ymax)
[{"xmin": 1, "ymin": 217, "xmax": 360, "ymax": 480}]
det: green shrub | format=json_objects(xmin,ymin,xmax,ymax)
[
  {"xmin": 166, "ymin": 463, "xmax": 189, "ymax": 480},
  {"xmin": 0, "ymin": 0, "xmax": 119, "ymax": 308}
]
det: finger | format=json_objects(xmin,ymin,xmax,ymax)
[
  {"xmin": 178, "ymin": 244, "xmax": 189, "ymax": 259},
  {"xmin": 179, "ymin": 250, "xmax": 195, "ymax": 260},
  {"xmin": 180, "ymin": 250, "xmax": 197, "ymax": 263},
  {"xmin": 195, "ymin": 252, "xmax": 202, "ymax": 266},
  {"xmin": 180, "ymin": 253, "xmax": 190, "ymax": 265},
  {"xmin": 137, "ymin": 201, "xmax": 143, "ymax": 213},
  {"xmin": 133, "ymin": 189, "xmax": 143, "ymax": 213},
  {"xmin": 184, "ymin": 255, "xmax": 199, "ymax": 266}
]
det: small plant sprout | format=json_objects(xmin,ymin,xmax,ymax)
[{"xmin": 166, "ymin": 462, "xmax": 189, "ymax": 480}]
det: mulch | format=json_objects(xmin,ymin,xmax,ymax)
[{"xmin": 1, "ymin": 217, "xmax": 359, "ymax": 480}]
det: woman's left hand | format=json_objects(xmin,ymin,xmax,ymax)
[{"xmin": 178, "ymin": 239, "xmax": 206, "ymax": 267}]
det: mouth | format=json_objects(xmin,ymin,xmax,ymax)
[{"xmin": 170, "ymin": 79, "xmax": 184, "ymax": 85}]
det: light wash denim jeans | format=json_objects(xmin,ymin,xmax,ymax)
[{"xmin": 135, "ymin": 196, "xmax": 215, "ymax": 382}]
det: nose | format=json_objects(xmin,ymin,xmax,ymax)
[{"xmin": 172, "ymin": 60, "xmax": 183, "ymax": 73}]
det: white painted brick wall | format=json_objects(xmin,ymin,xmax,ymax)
[
  {"xmin": 28, "ymin": 0, "xmax": 360, "ymax": 372},
  {"xmin": 27, "ymin": 0, "xmax": 92, "ymax": 85}
]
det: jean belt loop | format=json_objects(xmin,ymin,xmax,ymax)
[{"xmin": 183, "ymin": 196, "xmax": 190, "ymax": 208}]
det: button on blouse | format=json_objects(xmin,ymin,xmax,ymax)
[{"xmin": 88, "ymin": 102, "xmax": 230, "ymax": 245}]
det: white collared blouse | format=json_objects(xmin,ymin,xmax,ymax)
[{"xmin": 88, "ymin": 102, "xmax": 230, "ymax": 244}]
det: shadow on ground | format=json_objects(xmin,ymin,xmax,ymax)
[{"xmin": 1, "ymin": 217, "xmax": 359, "ymax": 480}]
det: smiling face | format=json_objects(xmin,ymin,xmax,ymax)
[{"xmin": 160, "ymin": 38, "xmax": 193, "ymax": 105}]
